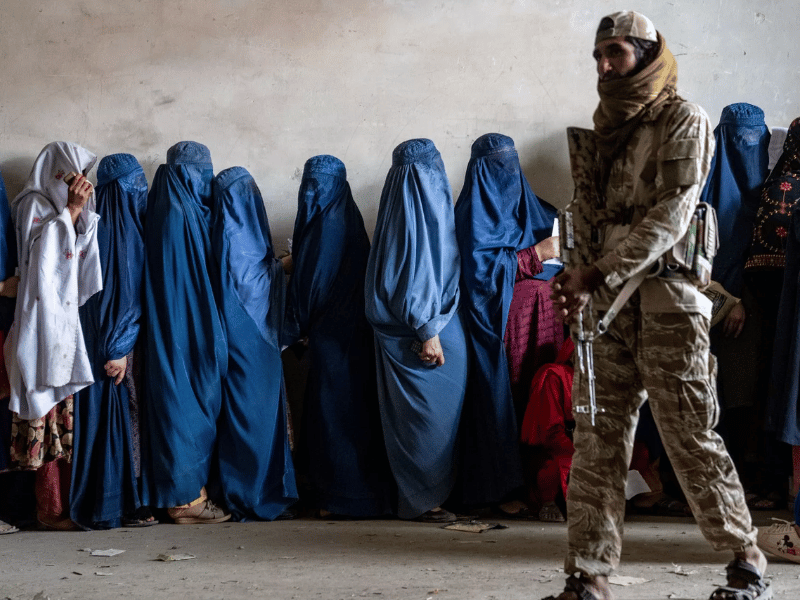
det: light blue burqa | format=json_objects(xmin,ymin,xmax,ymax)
[{"xmin": 365, "ymin": 139, "xmax": 467, "ymax": 519}]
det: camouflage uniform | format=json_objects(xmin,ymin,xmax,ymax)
[{"xmin": 565, "ymin": 99, "xmax": 758, "ymax": 576}]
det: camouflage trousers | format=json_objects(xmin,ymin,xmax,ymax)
[{"xmin": 565, "ymin": 309, "xmax": 757, "ymax": 576}]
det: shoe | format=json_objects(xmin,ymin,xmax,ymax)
[
  {"xmin": 709, "ymin": 558, "xmax": 773, "ymax": 600},
  {"xmin": 275, "ymin": 508, "xmax": 298, "ymax": 521},
  {"xmin": 37, "ymin": 517, "xmax": 79, "ymax": 531},
  {"xmin": 123, "ymin": 507, "xmax": 159, "ymax": 527},
  {"xmin": 746, "ymin": 490, "xmax": 783, "ymax": 511},
  {"xmin": 538, "ymin": 501, "xmax": 566, "ymax": 523},
  {"xmin": 413, "ymin": 507, "xmax": 457, "ymax": 523},
  {"xmin": 168, "ymin": 500, "xmax": 231, "ymax": 524},
  {"xmin": 0, "ymin": 520, "xmax": 18, "ymax": 534},
  {"xmin": 541, "ymin": 574, "xmax": 606, "ymax": 600},
  {"xmin": 756, "ymin": 518, "xmax": 800, "ymax": 564},
  {"xmin": 631, "ymin": 495, "xmax": 692, "ymax": 517},
  {"xmin": 496, "ymin": 500, "xmax": 534, "ymax": 520}
]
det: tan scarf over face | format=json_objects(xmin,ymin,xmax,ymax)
[{"xmin": 593, "ymin": 33, "xmax": 678, "ymax": 162}]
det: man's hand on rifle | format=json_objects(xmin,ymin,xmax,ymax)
[{"xmin": 550, "ymin": 265, "xmax": 604, "ymax": 323}]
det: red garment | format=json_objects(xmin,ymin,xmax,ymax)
[
  {"xmin": 520, "ymin": 337, "xmax": 575, "ymax": 504},
  {"xmin": 504, "ymin": 247, "xmax": 564, "ymax": 414},
  {"xmin": 35, "ymin": 457, "xmax": 71, "ymax": 526}
]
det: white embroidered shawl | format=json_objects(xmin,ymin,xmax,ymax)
[{"xmin": 5, "ymin": 142, "xmax": 103, "ymax": 420}]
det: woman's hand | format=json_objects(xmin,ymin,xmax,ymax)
[
  {"xmin": 104, "ymin": 356, "xmax": 128, "ymax": 386},
  {"xmin": 281, "ymin": 254, "xmax": 293, "ymax": 274},
  {"xmin": 419, "ymin": 335, "xmax": 445, "ymax": 367},
  {"xmin": 533, "ymin": 236, "xmax": 560, "ymax": 262},
  {"xmin": 722, "ymin": 301, "xmax": 746, "ymax": 338},
  {"xmin": 0, "ymin": 276, "xmax": 20, "ymax": 298},
  {"xmin": 550, "ymin": 265, "xmax": 604, "ymax": 323},
  {"xmin": 67, "ymin": 173, "xmax": 93, "ymax": 224}
]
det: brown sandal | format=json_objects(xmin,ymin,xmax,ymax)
[{"xmin": 168, "ymin": 500, "xmax": 231, "ymax": 524}]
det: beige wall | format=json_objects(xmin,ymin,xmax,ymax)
[{"xmin": 1, "ymin": 1, "xmax": 797, "ymax": 244}]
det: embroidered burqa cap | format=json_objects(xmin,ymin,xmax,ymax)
[{"xmin": 595, "ymin": 11, "xmax": 658, "ymax": 45}]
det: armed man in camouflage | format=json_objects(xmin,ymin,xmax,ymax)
[{"xmin": 545, "ymin": 11, "xmax": 771, "ymax": 600}]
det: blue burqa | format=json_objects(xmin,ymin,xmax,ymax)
[
  {"xmin": 285, "ymin": 155, "xmax": 393, "ymax": 517},
  {"xmin": 453, "ymin": 133, "xmax": 556, "ymax": 505},
  {"xmin": 0, "ymin": 168, "xmax": 16, "ymax": 473},
  {"xmin": 210, "ymin": 166, "xmax": 297, "ymax": 520},
  {"xmin": 141, "ymin": 142, "xmax": 228, "ymax": 507},
  {"xmin": 365, "ymin": 139, "xmax": 467, "ymax": 519},
  {"xmin": 70, "ymin": 154, "xmax": 146, "ymax": 529},
  {"xmin": 699, "ymin": 103, "xmax": 770, "ymax": 297}
]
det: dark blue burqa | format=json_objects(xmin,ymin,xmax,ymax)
[
  {"xmin": 453, "ymin": 133, "xmax": 556, "ymax": 505},
  {"xmin": 141, "ymin": 142, "xmax": 228, "ymax": 507},
  {"xmin": 70, "ymin": 154, "xmax": 146, "ymax": 529},
  {"xmin": 210, "ymin": 166, "xmax": 297, "ymax": 520},
  {"xmin": 0, "ymin": 168, "xmax": 16, "ymax": 473},
  {"xmin": 365, "ymin": 139, "xmax": 467, "ymax": 519},
  {"xmin": 285, "ymin": 155, "xmax": 393, "ymax": 517},
  {"xmin": 699, "ymin": 103, "xmax": 770, "ymax": 297}
]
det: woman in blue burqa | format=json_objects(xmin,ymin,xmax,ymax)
[
  {"xmin": 697, "ymin": 104, "xmax": 771, "ymax": 494},
  {"xmin": 141, "ymin": 141, "xmax": 230, "ymax": 523},
  {"xmin": 365, "ymin": 138, "xmax": 467, "ymax": 522},
  {"xmin": 285, "ymin": 155, "xmax": 393, "ymax": 518},
  {"xmin": 70, "ymin": 153, "xmax": 148, "ymax": 529},
  {"xmin": 453, "ymin": 133, "xmax": 557, "ymax": 515},
  {"xmin": 210, "ymin": 166, "xmax": 298, "ymax": 520}
]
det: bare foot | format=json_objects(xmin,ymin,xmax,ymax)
[{"xmin": 736, "ymin": 545, "xmax": 768, "ymax": 578}]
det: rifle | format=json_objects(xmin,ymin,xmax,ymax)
[{"xmin": 563, "ymin": 127, "xmax": 604, "ymax": 426}]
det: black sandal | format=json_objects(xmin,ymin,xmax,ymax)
[
  {"xmin": 542, "ymin": 575, "xmax": 603, "ymax": 600},
  {"xmin": 709, "ymin": 559, "xmax": 773, "ymax": 600}
]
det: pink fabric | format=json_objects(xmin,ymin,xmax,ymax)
[{"xmin": 504, "ymin": 246, "xmax": 564, "ymax": 413}]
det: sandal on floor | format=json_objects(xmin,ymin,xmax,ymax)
[
  {"xmin": 541, "ymin": 574, "xmax": 604, "ymax": 600},
  {"xmin": 413, "ymin": 507, "xmax": 457, "ymax": 523},
  {"xmin": 168, "ymin": 500, "xmax": 231, "ymax": 524},
  {"xmin": 746, "ymin": 490, "xmax": 783, "ymax": 511},
  {"xmin": 0, "ymin": 520, "xmax": 19, "ymax": 534},
  {"xmin": 633, "ymin": 496, "xmax": 692, "ymax": 517},
  {"xmin": 275, "ymin": 507, "xmax": 298, "ymax": 521},
  {"xmin": 538, "ymin": 502, "xmax": 566, "ymax": 523},
  {"xmin": 496, "ymin": 501, "xmax": 534, "ymax": 520},
  {"xmin": 123, "ymin": 507, "xmax": 159, "ymax": 527},
  {"xmin": 37, "ymin": 517, "xmax": 78, "ymax": 531},
  {"xmin": 709, "ymin": 559, "xmax": 773, "ymax": 600}
]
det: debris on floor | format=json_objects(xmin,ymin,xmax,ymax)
[
  {"xmin": 440, "ymin": 520, "xmax": 508, "ymax": 533},
  {"xmin": 155, "ymin": 553, "xmax": 196, "ymax": 561},
  {"xmin": 608, "ymin": 575, "xmax": 649, "ymax": 586},
  {"xmin": 81, "ymin": 548, "xmax": 125, "ymax": 557},
  {"xmin": 668, "ymin": 563, "xmax": 698, "ymax": 576}
]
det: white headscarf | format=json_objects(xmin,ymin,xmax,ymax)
[{"xmin": 5, "ymin": 141, "xmax": 103, "ymax": 420}]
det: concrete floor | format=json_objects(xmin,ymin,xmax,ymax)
[{"xmin": 1, "ymin": 511, "xmax": 797, "ymax": 600}]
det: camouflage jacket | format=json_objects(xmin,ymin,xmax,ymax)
[{"xmin": 569, "ymin": 99, "xmax": 715, "ymax": 314}]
